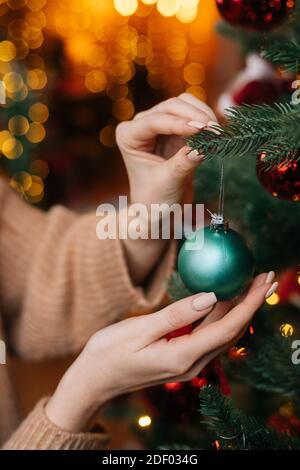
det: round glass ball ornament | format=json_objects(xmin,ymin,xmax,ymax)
[{"xmin": 178, "ymin": 220, "xmax": 255, "ymax": 301}]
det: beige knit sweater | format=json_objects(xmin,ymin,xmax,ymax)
[{"xmin": 0, "ymin": 179, "xmax": 175, "ymax": 450}]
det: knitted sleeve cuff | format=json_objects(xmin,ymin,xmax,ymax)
[{"xmin": 2, "ymin": 398, "xmax": 109, "ymax": 450}]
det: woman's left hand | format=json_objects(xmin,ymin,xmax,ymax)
[{"xmin": 116, "ymin": 93, "xmax": 217, "ymax": 206}]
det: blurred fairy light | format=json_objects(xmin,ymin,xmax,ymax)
[
  {"xmin": 228, "ymin": 346, "xmax": 248, "ymax": 359},
  {"xmin": 266, "ymin": 292, "xmax": 280, "ymax": 306},
  {"xmin": 138, "ymin": 415, "xmax": 152, "ymax": 427},
  {"xmin": 280, "ymin": 323, "xmax": 294, "ymax": 337},
  {"xmin": 114, "ymin": 0, "xmax": 139, "ymax": 16},
  {"xmin": 0, "ymin": 0, "xmax": 49, "ymax": 202},
  {"xmin": 0, "ymin": 0, "xmax": 217, "ymax": 199},
  {"xmin": 42, "ymin": 0, "xmax": 216, "ymax": 103}
]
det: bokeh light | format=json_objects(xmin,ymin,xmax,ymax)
[
  {"xmin": 266, "ymin": 293, "xmax": 280, "ymax": 306},
  {"xmin": 99, "ymin": 125, "xmax": 117, "ymax": 148},
  {"xmin": 138, "ymin": 415, "xmax": 152, "ymax": 427},
  {"xmin": 1, "ymin": 0, "xmax": 218, "ymax": 204},
  {"xmin": 157, "ymin": 0, "xmax": 180, "ymax": 17},
  {"xmin": 0, "ymin": 40, "xmax": 16, "ymax": 62},
  {"xmin": 2, "ymin": 137, "xmax": 23, "ymax": 159},
  {"xmin": 280, "ymin": 323, "xmax": 294, "ymax": 337},
  {"xmin": 114, "ymin": 0, "xmax": 138, "ymax": 16},
  {"xmin": 26, "ymin": 122, "xmax": 46, "ymax": 143},
  {"xmin": 8, "ymin": 115, "xmax": 30, "ymax": 135},
  {"xmin": 28, "ymin": 102, "xmax": 49, "ymax": 123}
]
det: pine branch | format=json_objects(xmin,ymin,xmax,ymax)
[
  {"xmin": 263, "ymin": 40, "xmax": 300, "ymax": 73},
  {"xmin": 232, "ymin": 335, "xmax": 300, "ymax": 400},
  {"xmin": 199, "ymin": 385, "xmax": 300, "ymax": 450},
  {"xmin": 187, "ymin": 103, "xmax": 300, "ymax": 165}
]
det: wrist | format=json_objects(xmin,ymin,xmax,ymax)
[{"xmin": 46, "ymin": 354, "xmax": 113, "ymax": 433}]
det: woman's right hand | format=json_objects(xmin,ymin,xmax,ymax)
[{"xmin": 46, "ymin": 272, "xmax": 277, "ymax": 433}]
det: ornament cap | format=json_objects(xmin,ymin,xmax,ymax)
[{"xmin": 209, "ymin": 212, "xmax": 229, "ymax": 232}]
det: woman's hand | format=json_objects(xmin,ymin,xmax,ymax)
[
  {"xmin": 116, "ymin": 92, "xmax": 217, "ymax": 206},
  {"xmin": 116, "ymin": 93, "xmax": 218, "ymax": 284},
  {"xmin": 46, "ymin": 272, "xmax": 277, "ymax": 433}
]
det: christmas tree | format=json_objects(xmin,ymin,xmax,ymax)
[
  {"xmin": 1, "ymin": 0, "xmax": 300, "ymax": 451},
  {"xmin": 159, "ymin": 0, "xmax": 300, "ymax": 450}
]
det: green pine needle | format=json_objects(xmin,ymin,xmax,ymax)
[
  {"xmin": 263, "ymin": 40, "xmax": 300, "ymax": 73},
  {"xmin": 199, "ymin": 385, "xmax": 300, "ymax": 450},
  {"xmin": 187, "ymin": 103, "xmax": 300, "ymax": 165}
]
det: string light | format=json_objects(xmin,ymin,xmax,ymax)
[
  {"xmin": 138, "ymin": 415, "xmax": 152, "ymax": 427},
  {"xmin": 266, "ymin": 292, "xmax": 280, "ymax": 306},
  {"xmin": 164, "ymin": 382, "xmax": 182, "ymax": 391},
  {"xmin": 191, "ymin": 377, "xmax": 208, "ymax": 388},
  {"xmin": 280, "ymin": 323, "xmax": 294, "ymax": 337},
  {"xmin": 229, "ymin": 346, "xmax": 248, "ymax": 359}
]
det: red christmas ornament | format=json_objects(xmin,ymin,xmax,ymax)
[
  {"xmin": 277, "ymin": 267, "xmax": 300, "ymax": 307},
  {"xmin": 165, "ymin": 324, "xmax": 193, "ymax": 340},
  {"xmin": 268, "ymin": 413, "xmax": 300, "ymax": 436},
  {"xmin": 257, "ymin": 152, "xmax": 300, "ymax": 201},
  {"xmin": 233, "ymin": 79, "xmax": 287, "ymax": 106},
  {"xmin": 216, "ymin": 0, "xmax": 295, "ymax": 31}
]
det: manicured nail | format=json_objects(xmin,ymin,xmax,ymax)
[
  {"xmin": 193, "ymin": 292, "xmax": 217, "ymax": 310},
  {"xmin": 265, "ymin": 282, "xmax": 279, "ymax": 299},
  {"xmin": 265, "ymin": 271, "xmax": 275, "ymax": 284},
  {"xmin": 188, "ymin": 121, "xmax": 206, "ymax": 130},
  {"xmin": 208, "ymin": 120, "xmax": 221, "ymax": 135},
  {"xmin": 187, "ymin": 149, "xmax": 203, "ymax": 162}
]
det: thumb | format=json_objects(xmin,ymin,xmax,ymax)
[{"xmin": 164, "ymin": 145, "xmax": 203, "ymax": 182}]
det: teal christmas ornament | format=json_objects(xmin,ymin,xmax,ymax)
[{"xmin": 178, "ymin": 217, "xmax": 255, "ymax": 301}]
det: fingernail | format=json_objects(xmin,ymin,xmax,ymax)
[
  {"xmin": 188, "ymin": 121, "xmax": 206, "ymax": 130},
  {"xmin": 187, "ymin": 149, "xmax": 203, "ymax": 162},
  {"xmin": 193, "ymin": 292, "xmax": 217, "ymax": 310},
  {"xmin": 207, "ymin": 120, "xmax": 221, "ymax": 135},
  {"xmin": 265, "ymin": 282, "xmax": 279, "ymax": 299},
  {"xmin": 265, "ymin": 271, "xmax": 275, "ymax": 284}
]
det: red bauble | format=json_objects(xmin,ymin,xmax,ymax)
[
  {"xmin": 165, "ymin": 324, "xmax": 193, "ymax": 340},
  {"xmin": 233, "ymin": 79, "xmax": 287, "ymax": 106},
  {"xmin": 216, "ymin": 0, "xmax": 295, "ymax": 31},
  {"xmin": 257, "ymin": 153, "xmax": 300, "ymax": 201}
]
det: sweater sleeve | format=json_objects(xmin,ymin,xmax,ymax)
[
  {"xmin": 1, "ymin": 398, "xmax": 109, "ymax": 450},
  {"xmin": 0, "ymin": 180, "xmax": 175, "ymax": 359}
]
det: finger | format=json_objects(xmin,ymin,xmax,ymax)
[
  {"xmin": 116, "ymin": 112, "xmax": 202, "ymax": 148},
  {"xmin": 145, "ymin": 291, "xmax": 218, "ymax": 344},
  {"xmin": 152, "ymin": 97, "xmax": 212, "ymax": 128},
  {"xmin": 173, "ymin": 278, "xmax": 273, "ymax": 363},
  {"xmin": 179, "ymin": 93, "xmax": 218, "ymax": 122},
  {"xmin": 163, "ymin": 145, "xmax": 204, "ymax": 181},
  {"xmin": 194, "ymin": 272, "xmax": 274, "ymax": 333},
  {"xmin": 173, "ymin": 344, "xmax": 228, "ymax": 383},
  {"xmin": 134, "ymin": 95, "xmax": 217, "ymax": 128},
  {"xmin": 236, "ymin": 271, "xmax": 275, "ymax": 304},
  {"xmin": 193, "ymin": 300, "xmax": 233, "ymax": 332},
  {"xmin": 143, "ymin": 342, "xmax": 228, "ymax": 388}
]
